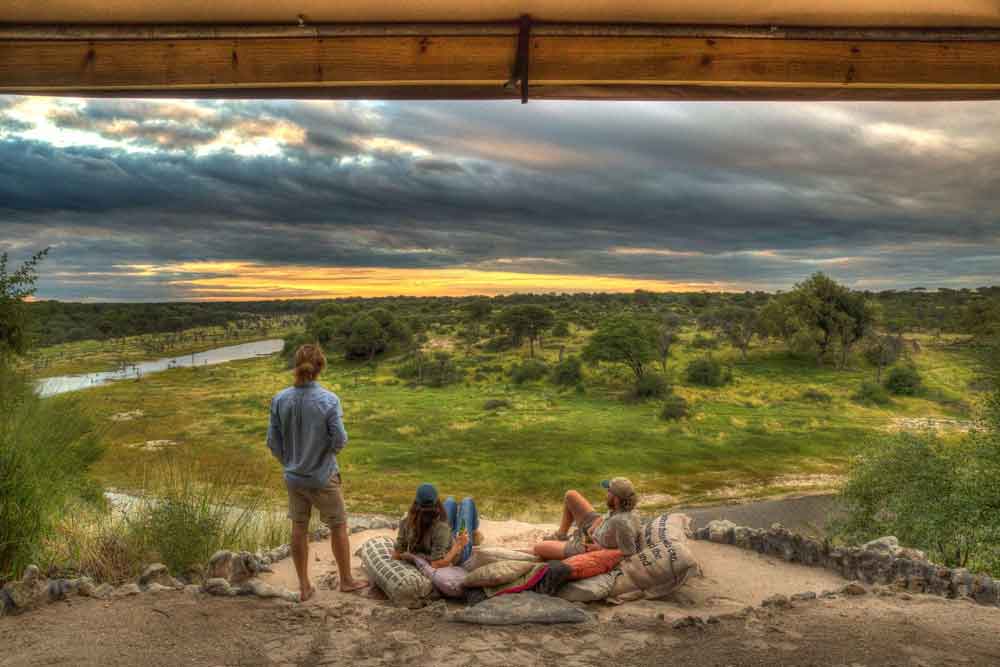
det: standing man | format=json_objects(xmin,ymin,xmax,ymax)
[{"xmin": 267, "ymin": 343, "xmax": 367, "ymax": 601}]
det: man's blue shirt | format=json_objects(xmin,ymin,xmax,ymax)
[{"xmin": 267, "ymin": 381, "xmax": 348, "ymax": 488}]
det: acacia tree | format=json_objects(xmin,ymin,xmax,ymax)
[
  {"xmin": 463, "ymin": 298, "xmax": 493, "ymax": 340},
  {"xmin": 699, "ymin": 305, "xmax": 762, "ymax": 360},
  {"xmin": 656, "ymin": 313, "xmax": 683, "ymax": 372},
  {"xmin": 786, "ymin": 273, "xmax": 878, "ymax": 366},
  {"xmin": 496, "ymin": 304, "xmax": 555, "ymax": 358},
  {"xmin": 583, "ymin": 316, "xmax": 657, "ymax": 381}
]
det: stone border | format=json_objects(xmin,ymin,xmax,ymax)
[
  {"xmin": 0, "ymin": 514, "xmax": 399, "ymax": 617},
  {"xmin": 693, "ymin": 520, "xmax": 999, "ymax": 607}
]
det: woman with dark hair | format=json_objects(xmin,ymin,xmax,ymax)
[{"xmin": 392, "ymin": 483, "xmax": 478, "ymax": 568}]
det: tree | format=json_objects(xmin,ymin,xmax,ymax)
[
  {"xmin": 833, "ymin": 297, "xmax": 879, "ymax": 369},
  {"xmin": 758, "ymin": 295, "xmax": 800, "ymax": 346},
  {"xmin": 583, "ymin": 316, "xmax": 657, "ymax": 381},
  {"xmin": 699, "ymin": 305, "xmax": 762, "ymax": 360},
  {"xmin": 655, "ymin": 313, "xmax": 682, "ymax": 372},
  {"xmin": 0, "ymin": 249, "xmax": 49, "ymax": 359},
  {"xmin": 496, "ymin": 305, "xmax": 555, "ymax": 358},
  {"xmin": 463, "ymin": 298, "xmax": 493, "ymax": 339},
  {"xmin": 786, "ymin": 273, "xmax": 878, "ymax": 367}
]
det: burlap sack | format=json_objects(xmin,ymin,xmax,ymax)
[
  {"xmin": 557, "ymin": 570, "xmax": 618, "ymax": 602},
  {"xmin": 358, "ymin": 536, "xmax": 433, "ymax": 608},
  {"xmin": 461, "ymin": 546, "xmax": 539, "ymax": 572},
  {"xmin": 615, "ymin": 539, "xmax": 698, "ymax": 600},
  {"xmin": 464, "ymin": 559, "xmax": 537, "ymax": 588},
  {"xmin": 638, "ymin": 513, "xmax": 693, "ymax": 551}
]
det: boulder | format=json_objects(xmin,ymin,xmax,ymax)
[
  {"xmin": 790, "ymin": 591, "xmax": 817, "ymax": 602},
  {"xmin": 706, "ymin": 520, "xmax": 737, "ymax": 545},
  {"xmin": 243, "ymin": 578, "xmax": 298, "ymax": 602},
  {"xmin": 2, "ymin": 565, "xmax": 47, "ymax": 613},
  {"xmin": 207, "ymin": 551, "xmax": 234, "ymax": 580},
  {"xmin": 139, "ymin": 563, "xmax": 180, "ymax": 590},
  {"xmin": 450, "ymin": 592, "xmax": 594, "ymax": 625},
  {"xmin": 202, "ymin": 578, "xmax": 235, "ymax": 596},
  {"xmin": 841, "ymin": 581, "xmax": 868, "ymax": 596},
  {"xmin": 114, "ymin": 583, "xmax": 142, "ymax": 597},
  {"xmin": 761, "ymin": 594, "xmax": 790, "ymax": 608},
  {"xmin": 972, "ymin": 575, "xmax": 998, "ymax": 606}
]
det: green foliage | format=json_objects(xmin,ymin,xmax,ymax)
[
  {"xmin": 583, "ymin": 316, "xmax": 657, "ymax": 380},
  {"xmin": 551, "ymin": 321, "xmax": 571, "ymax": 338},
  {"xmin": 885, "ymin": 365, "xmax": 922, "ymax": 395},
  {"xmin": 510, "ymin": 359, "xmax": 549, "ymax": 384},
  {"xmin": 864, "ymin": 333, "xmax": 906, "ymax": 369},
  {"xmin": 630, "ymin": 371, "xmax": 670, "ymax": 400},
  {"xmin": 550, "ymin": 355, "xmax": 583, "ymax": 387},
  {"xmin": 699, "ymin": 305, "xmax": 763, "ymax": 360},
  {"xmin": 782, "ymin": 273, "xmax": 880, "ymax": 367},
  {"xmin": 835, "ymin": 397, "xmax": 1000, "ymax": 574},
  {"xmin": 799, "ymin": 388, "xmax": 833, "ymax": 403},
  {"xmin": 308, "ymin": 307, "xmax": 412, "ymax": 361},
  {"xmin": 689, "ymin": 333, "xmax": 719, "ymax": 349},
  {"xmin": 483, "ymin": 399, "xmax": 512, "ymax": 411},
  {"xmin": 0, "ymin": 367, "xmax": 102, "ymax": 582},
  {"xmin": 394, "ymin": 351, "xmax": 461, "ymax": 387},
  {"xmin": 495, "ymin": 305, "xmax": 555, "ymax": 357},
  {"xmin": 659, "ymin": 394, "xmax": 690, "ymax": 421},
  {"xmin": 685, "ymin": 357, "xmax": 733, "ymax": 387},
  {"xmin": 852, "ymin": 380, "xmax": 891, "ymax": 406}
]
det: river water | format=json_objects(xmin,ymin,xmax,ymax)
[{"xmin": 36, "ymin": 338, "xmax": 284, "ymax": 397}]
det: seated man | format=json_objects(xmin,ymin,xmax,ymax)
[{"xmin": 534, "ymin": 477, "xmax": 641, "ymax": 560}]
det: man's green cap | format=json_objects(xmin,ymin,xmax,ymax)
[{"xmin": 600, "ymin": 477, "xmax": 636, "ymax": 499}]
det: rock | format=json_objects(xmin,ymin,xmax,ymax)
[
  {"xmin": 450, "ymin": 592, "xmax": 594, "ymax": 625},
  {"xmin": 207, "ymin": 551, "xmax": 234, "ymax": 580},
  {"xmin": 671, "ymin": 615, "xmax": 705, "ymax": 629},
  {"xmin": 139, "ymin": 563, "xmax": 180, "ymax": 590},
  {"xmin": 93, "ymin": 584, "xmax": 115, "ymax": 599},
  {"xmin": 761, "ymin": 594, "xmax": 791, "ymax": 608},
  {"xmin": 862, "ymin": 536, "xmax": 900, "ymax": 555},
  {"xmin": 841, "ymin": 582, "xmax": 868, "ymax": 596},
  {"xmin": 114, "ymin": 583, "xmax": 142, "ymax": 597},
  {"xmin": 706, "ymin": 520, "xmax": 737, "ymax": 544},
  {"xmin": 242, "ymin": 578, "xmax": 295, "ymax": 601},
  {"xmin": 972, "ymin": 575, "xmax": 998, "ymax": 606},
  {"xmin": 693, "ymin": 526, "xmax": 710, "ymax": 541},
  {"xmin": 202, "ymin": 578, "xmax": 235, "ymax": 596},
  {"xmin": 0, "ymin": 589, "xmax": 14, "ymax": 616},
  {"xmin": 146, "ymin": 583, "xmax": 174, "ymax": 593},
  {"xmin": 2, "ymin": 566, "xmax": 46, "ymax": 612},
  {"xmin": 48, "ymin": 578, "xmax": 79, "ymax": 601},
  {"xmin": 790, "ymin": 591, "xmax": 817, "ymax": 602},
  {"xmin": 77, "ymin": 577, "xmax": 97, "ymax": 597},
  {"xmin": 183, "ymin": 584, "xmax": 201, "ymax": 595}
]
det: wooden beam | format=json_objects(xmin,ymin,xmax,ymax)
[{"xmin": 2, "ymin": 29, "xmax": 1000, "ymax": 100}]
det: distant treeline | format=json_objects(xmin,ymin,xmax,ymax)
[{"xmin": 27, "ymin": 284, "xmax": 1000, "ymax": 347}]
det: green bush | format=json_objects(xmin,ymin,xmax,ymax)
[
  {"xmin": 659, "ymin": 394, "xmax": 689, "ymax": 421},
  {"xmin": 550, "ymin": 356, "xmax": 583, "ymax": 387},
  {"xmin": 483, "ymin": 399, "xmax": 512, "ymax": 411},
  {"xmin": 630, "ymin": 372, "xmax": 669, "ymax": 400},
  {"xmin": 690, "ymin": 333, "xmax": 719, "ymax": 350},
  {"xmin": 852, "ymin": 380, "xmax": 892, "ymax": 406},
  {"xmin": 0, "ymin": 367, "xmax": 103, "ymax": 582},
  {"xmin": 551, "ymin": 321, "xmax": 571, "ymax": 337},
  {"xmin": 510, "ymin": 359, "xmax": 549, "ymax": 384},
  {"xmin": 280, "ymin": 332, "xmax": 316, "ymax": 367},
  {"xmin": 885, "ymin": 366, "xmax": 923, "ymax": 396},
  {"xmin": 394, "ymin": 351, "xmax": 461, "ymax": 387},
  {"xmin": 684, "ymin": 357, "xmax": 732, "ymax": 387},
  {"xmin": 800, "ymin": 388, "xmax": 832, "ymax": 403}
]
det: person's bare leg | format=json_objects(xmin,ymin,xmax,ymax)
[
  {"xmin": 533, "ymin": 541, "xmax": 568, "ymax": 560},
  {"xmin": 558, "ymin": 490, "xmax": 595, "ymax": 535},
  {"xmin": 290, "ymin": 521, "xmax": 314, "ymax": 602},
  {"xmin": 330, "ymin": 521, "xmax": 368, "ymax": 592}
]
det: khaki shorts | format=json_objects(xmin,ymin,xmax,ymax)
[{"xmin": 286, "ymin": 474, "xmax": 347, "ymax": 526}]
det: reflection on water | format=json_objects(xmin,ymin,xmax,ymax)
[{"xmin": 37, "ymin": 338, "xmax": 284, "ymax": 397}]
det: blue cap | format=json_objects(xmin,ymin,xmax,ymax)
[{"xmin": 415, "ymin": 483, "xmax": 439, "ymax": 507}]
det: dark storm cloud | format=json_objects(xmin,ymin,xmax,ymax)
[{"xmin": 0, "ymin": 95, "xmax": 999, "ymax": 299}]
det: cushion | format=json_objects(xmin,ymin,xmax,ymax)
[
  {"xmin": 461, "ymin": 546, "xmax": 539, "ymax": 572},
  {"xmin": 563, "ymin": 549, "xmax": 625, "ymax": 581},
  {"xmin": 557, "ymin": 570, "xmax": 618, "ymax": 602},
  {"xmin": 464, "ymin": 559, "xmax": 537, "ymax": 588},
  {"xmin": 357, "ymin": 536, "xmax": 433, "ymax": 608}
]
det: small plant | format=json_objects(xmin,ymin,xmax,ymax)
[
  {"xmin": 885, "ymin": 365, "xmax": 922, "ymax": 396},
  {"xmin": 852, "ymin": 380, "xmax": 892, "ymax": 406},
  {"xmin": 510, "ymin": 359, "xmax": 548, "ymax": 384},
  {"xmin": 685, "ymin": 357, "xmax": 732, "ymax": 387},
  {"xmin": 630, "ymin": 372, "xmax": 669, "ymax": 400},
  {"xmin": 659, "ymin": 394, "xmax": 689, "ymax": 421},
  {"xmin": 550, "ymin": 356, "xmax": 583, "ymax": 387},
  {"xmin": 800, "ymin": 388, "xmax": 832, "ymax": 403},
  {"xmin": 551, "ymin": 321, "xmax": 571, "ymax": 337},
  {"xmin": 690, "ymin": 333, "xmax": 719, "ymax": 350},
  {"xmin": 483, "ymin": 399, "xmax": 512, "ymax": 411}
]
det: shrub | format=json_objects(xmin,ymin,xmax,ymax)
[
  {"xmin": 852, "ymin": 380, "xmax": 891, "ymax": 406},
  {"xmin": 483, "ymin": 399, "xmax": 512, "ymax": 411},
  {"xmin": 510, "ymin": 359, "xmax": 549, "ymax": 384},
  {"xmin": 800, "ymin": 388, "xmax": 832, "ymax": 403},
  {"xmin": 551, "ymin": 321, "xmax": 571, "ymax": 337},
  {"xmin": 885, "ymin": 365, "xmax": 922, "ymax": 396},
  {"xmin": 280, "ymin": 332, "xmax": 316, "ymax": 367},
  {"xmin": 481, "ymin": 336, "xmax": 515, "ymax": 352},
  {"xmin": 684, "ymin": 357, "xmax": 732, "ymax": 387},
  {"xmin": 630, "ymin": 372, "xmax": 669, "ymax": 400},
  {"xmin": 690, "ymin": 333, "xmax": 719, "ymax": 349},
  {"xmin": 550, "ymin": 356, "xmax": 583, "ymax": 387},
  {"xmin": 394, "ymin": 351, "xmax": 461, "ymax": 387},
  {"xmin": 659, "ymin": 394, "xmax": 689, "ymax": 421},
  {"xmin": 0, "ymin": 367, "xmax": 103, "ymax": 582}
]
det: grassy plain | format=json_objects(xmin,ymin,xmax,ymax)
[{"xmin": 49, "ymin": 326, "xmax": 982, "ymax": 520}]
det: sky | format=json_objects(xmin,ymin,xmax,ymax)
[{"xmin": 1, "ymin": 95, "xmax": 998, "ymax": 301}]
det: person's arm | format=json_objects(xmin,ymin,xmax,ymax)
[
  {"xmin": 430, "ymin": 532, "xmax": 469, "ymax": 569},
  {"xmin": 266, "ymin": 396, "xmax": 284, "ymax": 462},
  {"xmin": 326, "ymin": 397, "xmax": 348, "ymax": 454}
]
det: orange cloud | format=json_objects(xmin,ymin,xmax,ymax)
[{"xmin": 120, "ymin": 262, "xmax": 736, "ymax": 301}]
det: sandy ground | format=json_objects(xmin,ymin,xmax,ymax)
[{"xmin": 3, "ymin": 522, "xmax": 1000, "ymax": 666}]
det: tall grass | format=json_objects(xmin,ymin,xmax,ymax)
[{"xmin": 0, "ymin": 365, "xmax": 103, "ymax": 583}]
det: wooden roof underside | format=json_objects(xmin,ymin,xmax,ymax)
[{"xmin": 3, "ymin": 2, "xmax": 1000, "ymax": 101}]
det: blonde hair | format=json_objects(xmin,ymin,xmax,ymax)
[{"xmin": 293, "ymin": 344, "xmax": 326, "ymax": 387}]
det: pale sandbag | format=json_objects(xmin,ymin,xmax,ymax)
[
  {"xmin": 464, "ymin": 559, "xmax": 537, "ymax": 588},
  {"xmin": 616, "ymin": 538, "xmax": 698, "ymax": 600},
  {"xmin": 557, "ymin": 570, "xmax": 618, "ymax": 602},
  {"xmin": 461, "ymin": 546, "xmax": 539, "ymax": 572},
  {"xmin": 358, "ymin": 536, "xmax": 433, "ymax": 608},
  {"xmin": 637, "ymin": 513, "xmax": 693, "ymax": 551}
]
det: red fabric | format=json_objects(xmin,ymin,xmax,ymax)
[
  {"xmin": 494, "ymin": 565, "xmax": 550, "ymax": 597},
  {"xmin": 563, "ymin": 549, "xmax": 624, "ymax": 581}
]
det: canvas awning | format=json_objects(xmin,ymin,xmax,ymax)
[{"xmin": 3, "ymin": 1, "xmax": 1000, "ymax": 101}]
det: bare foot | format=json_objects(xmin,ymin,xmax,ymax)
[
  {"xmin": 299, "ymin": 584, "xmax": 315, "ymax": 603},
  {"xmin": 339, "ymin": 578, "xmax": 369, "ymax": 593}
]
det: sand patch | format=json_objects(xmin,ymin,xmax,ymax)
[
  {"xmin": 110, "ymin": 410, "xmax": 145, "ymax": 422},
  {"xmin": 887, "ymin": 417, "xmax": 971, "ymax": 433},
  {"xmin": 128, "ymin": 439, "xmax": 178, "ymax": 452},
  {"xmin": 395, "ymin": 426, "xmax": 419, "ymax": 436}
]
